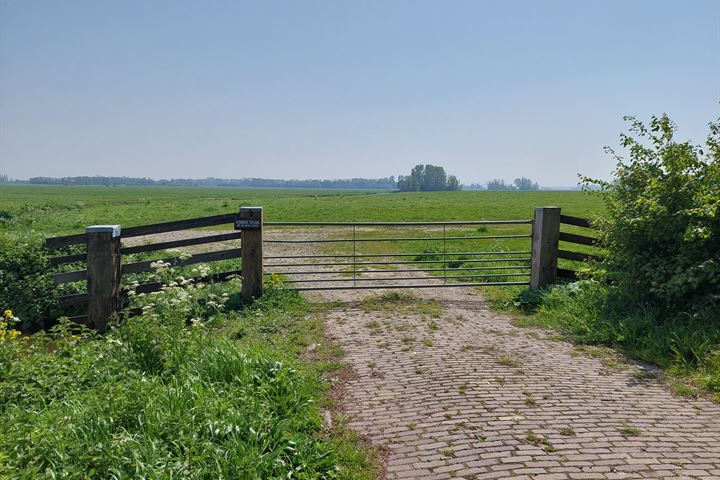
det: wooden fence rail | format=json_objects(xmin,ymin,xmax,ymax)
[{"xmin": 46, "ymin": 208, "xmax": 262, "ymax": 331}]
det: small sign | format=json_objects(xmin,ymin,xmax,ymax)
[{"xmin": 235, "ymin": 218, "xmax": 261, "ymax": 230}]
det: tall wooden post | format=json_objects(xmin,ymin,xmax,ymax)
[
  {"xmin": 530, "ymin": 207, "xmax": 561, "ymax": 289},
  {"xmin": 86, "ymin": 225, "xmax": 121, "ymax": 331},
  {"xmin": 238, "ymin": 207, "xmax": 263, "ymax": 301}
]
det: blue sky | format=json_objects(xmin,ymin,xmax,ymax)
[{"xmin": 1, "ymin": 0, "xmax": 718, "ymax": 185}]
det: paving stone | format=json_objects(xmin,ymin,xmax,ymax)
[{"xmin": 317, "ymin": 286, "xmax": 720, "ymax": 479}]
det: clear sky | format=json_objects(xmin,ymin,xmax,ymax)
[{"xmin": 1, "ymin": 0, "xmax": 718, "ymax": 185}]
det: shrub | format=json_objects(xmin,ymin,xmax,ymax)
[
  {"xmin": 0, "ymin": 235, "xmax": 62, "ymax": 330},
  {"xmin": 583, "ymin": 114, "xmax": 720, "ymax": 310}
]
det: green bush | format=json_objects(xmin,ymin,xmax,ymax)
[
  {"xmin": 583, "ymin": 114, "xmax": 720, "ymax": 310},
  {"xmin": 0, "ymin": 235, "xmax": 62, "ymax": 329}
]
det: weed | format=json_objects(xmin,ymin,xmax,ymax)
[
  {"xmin": 618, "ymin": 424, "xmax": 641, "ymax": 437},
  {"xmin": 440, "ymin": 449, "xmax": 455, "ymax": 458},
  {"xmin": 365, "ymin": 320, "xmax": 381, "ymax": 329},
  {"xmin": 361, "ymin": 292, "xmax": 441, "ymax": 319},
  {"xmin": 523, "ymin": 431, "xmax": 554, "ymax": 451},
  {"xmin": 496, "ymin": 355, "xmax": 520, "ymax": 367},
  {"xmin": 670, "ymin": 382, "xmax": 700, "ymax": 398}
]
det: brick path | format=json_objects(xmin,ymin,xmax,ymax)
[
  {"xmin": 321, "ymin": 287, "xmax": 720, "ymax": 480},
  {"xmin": 137, "ymin": 228, "xmax": 720, "ymax": 478}
]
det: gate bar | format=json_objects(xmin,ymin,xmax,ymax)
[
  {"xmin": 265, "ymin": 234, "xmax": 530, "ymax": 244},
  {"xmin": 266, "ymin": 258, "xmax": 531, "ymax": 268},
  {"xmin": 264, "ymin": 265, "xmax": 531, "ymax": 276},
  {"xmin": 264, "ymin": 251, "xmax": 532, "ymax": 259},
  {"xmin": 265, "ymin": 220, "xmax": 532, "ymax": 226},
  {"xmin": 281, "ymin": 273, "xmax": 529, "ymax": 284},
  {"xmin": 291, "ymin": 281, "xmax": 530, "ymax": 291}
]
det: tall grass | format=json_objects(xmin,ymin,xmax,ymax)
[
  {"xmin": 0, "ymin": 281, "xmax": 376, "ymax": 479},
  {"xmin": 510, "ymin": 281, "xmax": 720, "ymax": 400}
]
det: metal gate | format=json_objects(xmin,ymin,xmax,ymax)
[{"xmin": 262, "ymin": 220, "xmax": 533, "ymax": 291}]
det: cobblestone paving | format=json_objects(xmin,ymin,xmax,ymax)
[
  {"xmin": 130, "ymin": 228, "xmax": 720, "ymax": 478},
  {"xmin": 322, "ymin": 288, "xmax": 720, "ymax": 480}
]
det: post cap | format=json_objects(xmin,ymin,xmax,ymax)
[{"xmin": 86, "ymin": 225, "xmax": 121, "ymax": 237}]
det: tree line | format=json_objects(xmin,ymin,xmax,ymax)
[
  {"xmin": 466, "ymin": 177, "xmax": 540, "ymax": 191},
  {"xmin": 9, "ymin": 171, "xmax": 543, "ymax": 192},
  {"xmin": 22, "ymin": 176, "xmax": 398, "ymax": 189}
]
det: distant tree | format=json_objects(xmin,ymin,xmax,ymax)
[
  {"xmin": 397, "ymin": 164, "xmax": 461, "ymax": 192},
  {"xmin": 410, "ymin": 164, "xmax": 425, "ymax": 191},
  {"xmin": 486, "ymin": 179, "xmax": 513, "ymax": 191},
  {"xmin": 486, "ymin": 178, "xmax": 540, "ymax": 191},
  {"xmin": 513, "ymin": 177, "xmax": 540, "ymax": 190},
  {"xmin": 423, "ymin": 165, "xmax": 447, "ymax": 191}
]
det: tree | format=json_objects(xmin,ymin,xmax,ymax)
[
  {"xmin": 486, "ymin": 178, "xmax": 540, "ymax": 190},
  {"xmin": 397, "ymin": 164, "xmax": 461, "ymax": 192},
  {"xmin": 486, "ymin": 179, "xmax": 513, "ymax": 191},
  {"xmin": 513, "ymin": 177, "xmax": 539, "ymax": 190},
  {"xmin": 447, "ymin": 175, "xmax": 460, "ymax": 191}
]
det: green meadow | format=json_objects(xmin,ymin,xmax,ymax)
[
  {"xmin": 0, "ymin": 184, "xmax": 602, "ymax": 235},
  {"xmin": 1, "ymin": 184, "xmax": 604, "ymax": 284}
]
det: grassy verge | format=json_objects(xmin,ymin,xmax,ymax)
[
  {"xmin": 0, "ymin": 276, "xmax": 378, "ymax": 479},
  {"xmin": 490, "ymin": 280, "xmax": 720, "ymax": 402}
]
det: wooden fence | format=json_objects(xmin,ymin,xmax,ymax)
[
  {"xmin": 46, "ymin": 208, "xmax": 263, "ymax": 331},
  {"xmin": 530, "ymin": 206, "xmax": 602, "ymax": 287},
  {"xmin": 46, "ymin": 206, "xmax": 599, "ymax": 331}
]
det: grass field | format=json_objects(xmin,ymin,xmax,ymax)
[
  {"xmin": 0, "ymin": 185, "xmax": 603, "ymax": 236},
  {"xmin": 1, "ymin": 184, "xmax": 604, "ymax": 288}
]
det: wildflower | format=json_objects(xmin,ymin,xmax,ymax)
[{"xmin": 4, "ymin": 309, "xmax": 12, "ymax": 318}]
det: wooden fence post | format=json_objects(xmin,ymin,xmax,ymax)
[
  {"xmin": 86, "ymin": 225, "xmax": 121, "ymax": 331},
  {"xmin": 530, "ymin": 207, "xmax": 561, "ymax": 289},
  {"xmin": 238, "ymin": 207, "xmax": 263, "ymax": 301}
]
